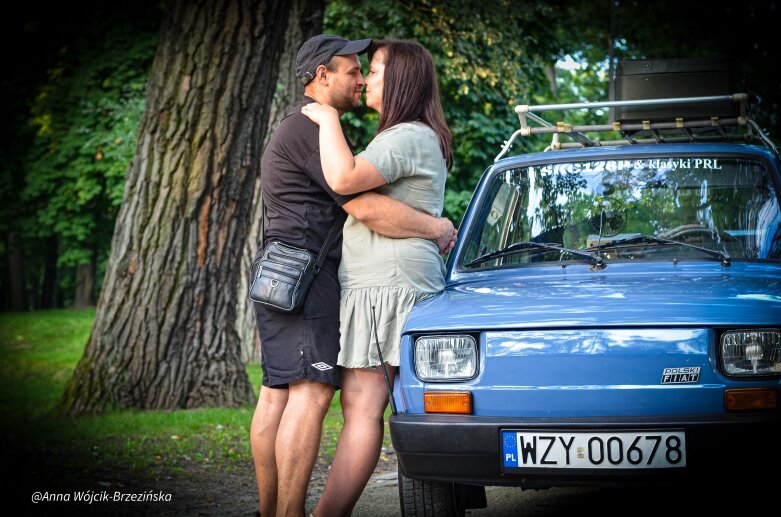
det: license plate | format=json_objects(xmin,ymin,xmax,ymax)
[{"xmin": 502, "ymin": 430, "xmax": 686, "ymax": 469}]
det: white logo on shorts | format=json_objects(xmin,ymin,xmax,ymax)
[{"xmin": 311, "ymin": 362, "xmax": 333, "ymax": 371}]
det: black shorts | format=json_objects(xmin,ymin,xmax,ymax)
[{"xmin": 252, "ymin": 263, "xmax": 342, "ymax": 389}]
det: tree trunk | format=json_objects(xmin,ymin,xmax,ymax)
[
  {"xmin": 607, "ymin": 0, "xmax": 617, "ymax": 100},
  {"xmin": 39, "ymin": 235, "xmax": 58, "ymax": 309},
  {"xmin": 72, "ymin": 261, "xmax": 95, "ymax": 308},
  {"xmin": 544, "ymin": 63, "xmax": 557, "ymax": 98},
  {"xmin": 6, "ymin": 230, "xmax": 27, "ymax": 311},
  {"xmin": 58, "ymin": 0, "xmax": 323, "ymax": 416}
]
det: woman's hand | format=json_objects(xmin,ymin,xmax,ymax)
[{"xmin": 301, "ymin": 102, "xmax": 339, "ymax": 126}]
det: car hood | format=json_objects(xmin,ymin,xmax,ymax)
[{"xmin": 405, "ymin": 262, "xmax": 781, "ymax": 331}]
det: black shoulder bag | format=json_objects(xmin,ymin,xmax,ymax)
[{"xmin": 249, "ymin": 212, "xmax": 347, "ymax": 314}]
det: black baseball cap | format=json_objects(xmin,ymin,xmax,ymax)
[{"xmin": 295, "ymin": 34, "xmax": 372, "ymax": 86}]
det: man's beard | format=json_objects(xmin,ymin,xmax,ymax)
[{"xmin": 330, "ymin": 87, "xmax": 360, "ymax": 113}]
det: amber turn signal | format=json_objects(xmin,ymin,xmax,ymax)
[
  {"xmin": 724, "ymin": 388, "xmax": 779, "ymax": 411},
  {"xmin": 424, "ymin": 391, "xmax": 472, "ymax": 414}
]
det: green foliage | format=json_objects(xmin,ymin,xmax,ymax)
[
  {"xmin": 325, "ymin": 0, "xmax": 568, "ymax": 224},
  {"xmin": 325, "ymin": 0, "xmax": 780, "ymax": 226},
  {"xmin": 11, "ymin": 6, "xmax": 159, "ymax": 308}
]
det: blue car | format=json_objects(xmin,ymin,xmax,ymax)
[{"xmin": 390, "ymin": 71, "xmax": 781, "ymax": 516}]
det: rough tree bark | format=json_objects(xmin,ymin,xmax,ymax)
[{"xmin": 58, "ymin": 0, "xmax": 324, "ymax": 416}]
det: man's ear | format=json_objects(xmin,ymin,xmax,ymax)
[{"xmin": 315, "ymin": 64, "xmax": 329, "ymax": 85}]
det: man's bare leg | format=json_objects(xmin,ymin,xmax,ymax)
[
  {"xmin": 312, "ymin": 366, "xmax": 393, "ymax": 516},
  {"xmin": 275, "ymin": 379, "xmax": 335, "ymax": 516},
  {"xmin": 251, "ymin": 385, "xmax": 289, "ymax": 517}
]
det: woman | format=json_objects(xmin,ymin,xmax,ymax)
[{"xmin": 301, "ymin": 38, "xmax": 452, "ymax": 516}]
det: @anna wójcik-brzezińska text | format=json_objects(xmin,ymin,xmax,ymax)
[{"xmin": 31, "ymin": 490, "xmax": 173, "ymax": 504}]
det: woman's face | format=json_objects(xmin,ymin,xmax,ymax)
[{"xmin": 365, "ymin": 49, "xmax": 386, "ymax": 113}]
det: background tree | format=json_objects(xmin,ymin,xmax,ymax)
[
  {"xmin": 326, "ymin": 0, "xmax": 780, "ymax": 225},
  {"xmin": 1, "ymin": 3, "xmax": 159, "ymax": 310},
  {"xmin": 22, "ymin": 11, "xmax": 159, "ymax": 309},
  {"xmin": 326, "ymin": 0, "xmax": 570, "ymax": 225},
  {"xmin": 0, "ymin": 5, "xmax": 60, "ymax": 312},
  {"xmin": 58, "ymin": 0, "xmax": 323, "ymax": 416}
]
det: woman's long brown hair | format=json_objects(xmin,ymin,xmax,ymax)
[{"xmin": 368, "ymin": 39, "xmax": 452, "ymax": 169}]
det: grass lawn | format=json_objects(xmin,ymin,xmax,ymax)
[{"xmin": 0, "ymin": 308, "xmax": 353, "ymax": 482}]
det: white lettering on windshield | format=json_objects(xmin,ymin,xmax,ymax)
[{"xmin": 553, "ymin": 159, "xmax": 723, "ymax": 174}]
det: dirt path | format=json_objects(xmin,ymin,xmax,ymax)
[
  {"xmin": 13, "ymin": 439, "xmax": 717, "ymax": 517},
  {"xmin": 10, "ymin": 439, "xmax": 400, "ymax": 517},
  {"xmin": 14, "ymin": 431, "xmax": 690, "ymax": 517}
]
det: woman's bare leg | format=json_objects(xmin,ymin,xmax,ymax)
[{"xmin": 312, "ymin": 365, "xmax": 394, "ymax": 517}]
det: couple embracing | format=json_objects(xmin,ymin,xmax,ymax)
[{"xmin": 249, "ymin": 33, "xmax": 454, "ymax": 517}]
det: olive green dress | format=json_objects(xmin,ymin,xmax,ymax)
[{"xmin": 337, "ymin": 122, "xmax": 447, "ymax": 368}]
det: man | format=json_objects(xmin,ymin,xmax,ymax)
[{"xmin": 250, "ymin": 34, "xmax": 456, "ymax": 517}]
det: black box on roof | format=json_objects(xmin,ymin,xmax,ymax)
[{"xmin": 612, "ymin": 57, "xmax": 744, "ymax": 123}]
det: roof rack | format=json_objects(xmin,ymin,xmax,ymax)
[{"xmin": 494, "ymin": 93, "xmax": 777, "ymax": 162}]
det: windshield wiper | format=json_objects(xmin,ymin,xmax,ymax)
[
  {"xmin": 466, "ymin": 241, "xmax": 605, "ymax": 269},
  {"xmin": 585, "ymin": 234, "xmax": 731, "ymax": 267}
]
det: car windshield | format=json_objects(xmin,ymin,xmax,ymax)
[{"xmin": 461, "ymin": 156, "xmax": 781, "ymax": 269}]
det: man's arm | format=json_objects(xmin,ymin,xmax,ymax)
[{"xmin": 343, "ymin": 191, "xmax": 457, "ymax": 254}]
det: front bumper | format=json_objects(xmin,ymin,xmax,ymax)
[{"xmin": 390, "ymin": 412, "xmax": 781, "ymax": 488}]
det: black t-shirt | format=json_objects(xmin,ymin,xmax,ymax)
[{"xmin": 259, "ymin": 97, "xmax": 353, "ymax": 269}]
